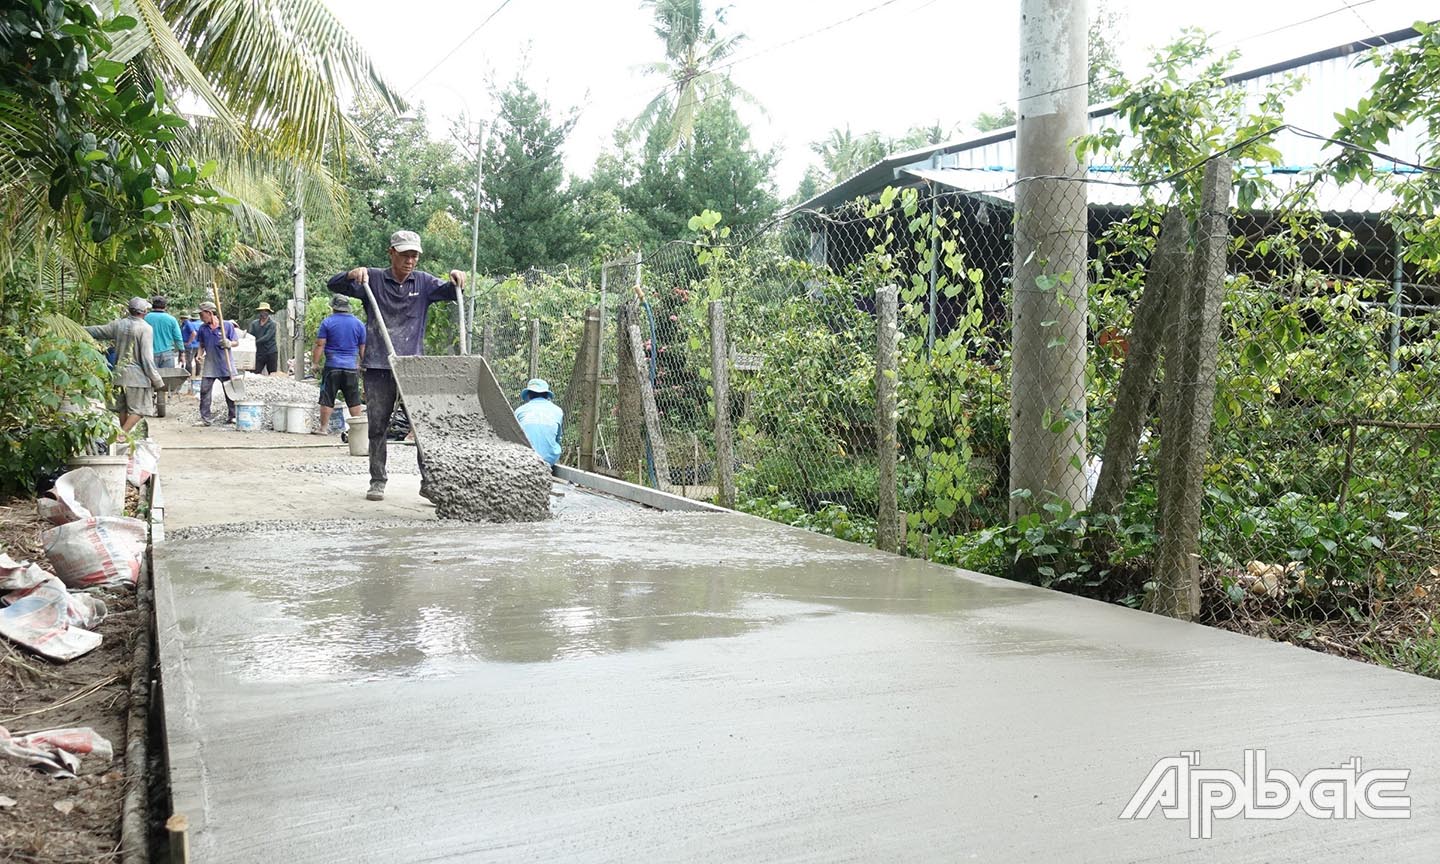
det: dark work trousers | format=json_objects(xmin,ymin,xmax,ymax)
[
  {"xmin": 199, "ymin": 377, "xmax": 235, "ymax": 423},
  {"xmin": 253, "ymin": 351, "xmax": 278, "ymax": 375},
  {"xmin": 363, "ymin": 368, "xmax": 430, "ymax": 487}
]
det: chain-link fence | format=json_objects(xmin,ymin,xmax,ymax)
[{"xmin": 461, "ymin": 140, "xmax": 1440, "ymax": 677}]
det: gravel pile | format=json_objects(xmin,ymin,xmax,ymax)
[
  {"xmin": 178, "ymin": 374, "xmax": 324, "ymax": 431},
  {"xmin": 286, "ymin": 450, "xmax": 421, "ymax": 476}
]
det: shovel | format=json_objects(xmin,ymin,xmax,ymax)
[
  {"xmin": 357, "ymin": 272, "xmax": 528, "ymax": 450},
  {"xmin": 211, "ymin": 282, "xmax": 246, "ymax": 402}
]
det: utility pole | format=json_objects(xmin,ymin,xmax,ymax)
[
  {"xmin": 1010, "ymin": 0, "xmax": 1089, "ymax": 520},
  {"xmin": 465, "ymin": 120, "xmax": 488, "ymax": 357},
  {"xmin": 292, "ymin": 178, "xmax": 306, "ymax": 381}
]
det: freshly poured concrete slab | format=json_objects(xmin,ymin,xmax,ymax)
[{"xmin": 155, "ymin": 512, "xmax": 1440, "ymax": 863}]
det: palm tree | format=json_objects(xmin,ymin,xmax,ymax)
[
  {"xmin": 809, "ymin": 127, "xmax": 891, "ymax": 185},
  {"xmin": 2, "ymin": 0, "xmax": 404, "ymax": 314},
  {"xmin": 633, "ymin": 0, "xmax": 757, "ymax": 151}
]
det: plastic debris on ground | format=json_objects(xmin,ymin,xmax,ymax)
[
  {"xmin": 0, "ymin": 554, "xmax": 106, "ymax": 661},
  {"xmin": 0, "ymin": 727, "xmax": 114, "ymax": 778},
  {"xmin": 37, "ymin": 467, "xmax": 118, "ymax": 524},
  {"xmin": 41, "ymin": 517, "xmax": 146, "ymax": 590},
  {"xmin": 126, "ymin": 439, "xmax": 160, "ymax": 488}
]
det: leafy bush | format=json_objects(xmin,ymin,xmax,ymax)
[
  {"xmin": 739, "ymin": 496, "xmax": 876, "ymax": 546},
  {"xmin": 0, "ymin": 315, "xmax": 116, "ymax": 492}
]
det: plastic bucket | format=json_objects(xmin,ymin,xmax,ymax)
[
  {"xmin": 188, "ymin": 378, "xmax": 201, "ymax": 395},
  {"xmin": 65, "ymin": 455, "xmax": 128, "ymax": 514},
  {"xmin": 236, "ymin": 401, "xmax": 263, "ymax": 432},
  {"xmin": 346, "ymin": 416, "xmax": 369, "ymax": 456},
  {"xmin": 283, "ymin": 403, "xmax": 312, "ymax": 435},
  {"xmin": 270, "ymin": 404, "xmax": 288, "ymax": 433}
]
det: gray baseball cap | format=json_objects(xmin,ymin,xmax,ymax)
[
  {"xmin": 389, "ymin": 230, "xmax": 422, "ymax": 253},
  {"xmin": 128, "ymin": 297, "xmax": 152, "ymax": 315}
]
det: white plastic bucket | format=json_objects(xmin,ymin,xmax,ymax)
[
  {"xmin": 283, "ymin": 403, "xmax": 312, "ymax": 435},
  {"xmin": 65, "ymin": 455, "xmax": 128, "ymax": 513},
  {"xmin": 270, "ymin": 403, "xmax": 288, "ymax": 433},
  {"xmin": 346, "ymin": 416, "xmax": 369, "ymax": 456},
  {"xmin": 236, "ymin": 401, "xmax": 263, "ymax": 431},
  {"xmin": 189, "ymin": 378, "xmax": 201, "ymax": 395}
]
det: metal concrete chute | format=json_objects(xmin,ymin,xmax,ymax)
[
  {"xmin": 389, "ymin": 354, "xmax": 529, "ymax": 447},
  {"xmin": 359, "ymin": 274, "xmax": 529, "ymax": 450}
]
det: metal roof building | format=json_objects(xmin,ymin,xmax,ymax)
[{"xmin": 791, "ymin": 26, "xmax": 1429, "ymax": 217}]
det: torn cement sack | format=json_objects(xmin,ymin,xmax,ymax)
[
  {"xmin": 37, "ymin": 467, "xmax": 117, "ymax": 525},
  {"xmin": 0, "ymin": 726, "xmax": 113, "ymax": 778},
  {"xmin": 127, "ymin": 439, "xmax": 160, "ymax": 488},
  {"xmin": 0, "ymin": 554, "xmax": 104, "ymax": 661},
  {"xmin": 41, "ymin": 517, "xmax": 146, "ymax": 589}
]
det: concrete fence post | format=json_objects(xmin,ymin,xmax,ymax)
[
  {"xmin": 481, "ymin": 320, "xmax": 494, "ymax": 362},
  {"xmin": 876, "ymin": 284, "xmax": 901, "ymax": 554},
  {"xmin": 528, "ymin": 318, "xmax": 541, "ymax": 380},
  {"xmin": 709, "ymin": 300, "xmax": 735, "ymax": 508},
  {"xmin": 578, "ymin": 306, "xmax": 600, "ymax": 472},
  {"xmin": 1154, "ymin": 158, "xmax": 1233, "ymax": 620}
]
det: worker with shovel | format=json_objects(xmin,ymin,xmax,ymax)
[
  {"xmin": 193, "ymin": 301, "xmax": 241, "ymax": 427},
  {"xmin": 84, "ymin": 297, "xmax": 166, "ymax": 433},
  {"xmin": 329, "ymin": 230, "xmax": 466, "ymax": 501}
]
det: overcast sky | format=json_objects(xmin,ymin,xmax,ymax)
[{"xmin": 338, "ymin": 0, "xmax": 1436, "ymax": 193}]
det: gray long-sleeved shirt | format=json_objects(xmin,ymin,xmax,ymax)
[
  {"xmin": 86, "ymin": 316, "xmax": 163, "ymax": 389},
  {"xmin": 327, "ymin": 268, "xmax": 457, "ymax": 370}
]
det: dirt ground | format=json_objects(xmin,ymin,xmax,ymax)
[{"xmin": 0, "ymin": 494, "xmax": 140, "ymax": 864}]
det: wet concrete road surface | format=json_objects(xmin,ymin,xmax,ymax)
[{"xmin": 156, "ymin": 510, "xmax": 1440, "ymax": 862}]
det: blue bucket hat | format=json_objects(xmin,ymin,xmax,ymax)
[{"xmin": 521, "ymin": 378, "xmax": 552, "ymax": 400}]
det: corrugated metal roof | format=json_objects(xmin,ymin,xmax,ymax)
[
  {"xmin": 791, "ymin": 26, "xmax": 1426, "ymax": 215},
  {"xmin": 897, "ymin": 164, "xmax": 1407, "ymax": 215}
]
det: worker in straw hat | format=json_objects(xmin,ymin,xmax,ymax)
[
  {"xmin": 247, "ymin": 301, "xmax": 278, "ymax": 375},
  {"xmin": 84, "ymin": 297, "xmax": 166, "ymax": 433},
  {"xmin": 514, "ymin": 378, "xmax": 563, "ymax": 465}
]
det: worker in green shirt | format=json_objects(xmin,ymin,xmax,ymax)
[{"xmin": 248, "ymin": 302, "xmax": 279, "ymax": 375}]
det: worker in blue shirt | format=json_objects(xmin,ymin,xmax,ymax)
[
  {"xmin": 145, "ymin": 296, "xmax": 184, "ymax": 368},
  {"xmin": 180, "ymin": 311, "xmax": 202, "ymax": 376},
  {"xmin": 514, "ymin": 378, "xmax": 563, "ymax": 465},
  {"xmin": 312, "ymin": 294, "xmax": 368, "ymax": 435}
]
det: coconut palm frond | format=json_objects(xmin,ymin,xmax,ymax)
[
  {"xmin": 156, "ymin": 0, "xmax": 405, "ymax": 165},
  {"xmin": 41, "ymin": 313, "xmax": 94, "ymax": 342},
  {"xmin": 111, "ymin": 0, "xmax": 241, "ymax": 132}
]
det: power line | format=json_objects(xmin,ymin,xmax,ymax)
[
  {"xmin": 708, "ymin": 0, "xmax": 906, "ymax": 75},
  {"xmin": 406, "ymin": 0, "xmax": 516, "ymax": 95},
  {"xmin": 1010, "ymin": 0, "xmax": 1385, "ymax": 118}
]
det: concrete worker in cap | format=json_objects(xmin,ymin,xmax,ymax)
[
  {"xmin": 514, "ymin": 378, "xmax": 563, "ymax": 465},
  {"xmin": 312, "ymin": 294, "xmax": 367, "ymax": 435},
  {"xmin": 329, "ymin": 230, "xmax": 466, "ymax": 501},
  {"xmin": 193, "ymin": 300, "xmax": 240, "ymax": 426},
  {"xmin": 85, "ymin": 297, "xmax": 165, "ymax": 433},
  {"xmin": 247, "ymin": 302, "xmax": 279, "ymax": 375},
  {"xmin": 145, "ymin": 295, "xmax": 184, "ymax": 369}
]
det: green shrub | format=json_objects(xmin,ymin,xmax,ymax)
[{"xmin": 0, "ymin": 323, "xmax": 116, "ymax": 492}]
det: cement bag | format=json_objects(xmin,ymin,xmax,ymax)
[
  {"xmin": 37, "ymin": 467, "xmax": 116, "ymax": 525},
  {"xmin": 127, "ymin": 439, "xmax": 160, "ymax": 488},
  {"xmin": 41, "ymin": 517, "xmax": 146, "ymax": 589},
  {"xmin": 0, "ymin": 726, "xmax": 113, "ymax": 778},
  {"xmin": 0, "ymin": 554, "xmax": 104, "ymax": 661}
]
